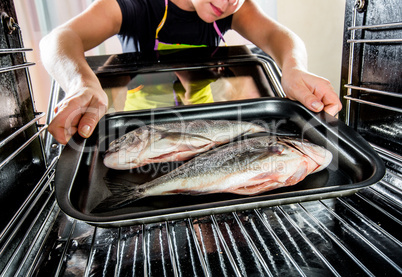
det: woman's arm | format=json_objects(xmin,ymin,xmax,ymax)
[
  {"xmin": 40, "ymin": 0, "xmax": 122, "ymax": 144},
  {"xmin": 232, "ymin": 0, "xmax": 342, "ymax": 116}
]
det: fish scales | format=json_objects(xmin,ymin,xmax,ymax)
[
  {"xmin": 102, "ymin": 136, "xmax": 333, "ymax": 208},
  {"xmin": 103, "ymin": 120, "xmax": 267, "ymax": 170}
]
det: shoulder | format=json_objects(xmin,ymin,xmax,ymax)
[
  {"xmin": 60, "ymin": 0, "xmax": 124, "ymax": 41},
  {"xmin": 117, "ymin": 0, "xmax": 164, "ymax": 32},
  {"xmin": 232, "ymin": 0, "xmax": 270, "ymax": 32},
  {"xmin": 117, "ymin": 0, "xmax": 165, "ymax": 25},
  {"xmin": 116, "ymin": 0, "xmax": 164, "ymax": 14},
  {"xmin": 232, "ymin": 0, "xmax": 262, "ymax": 21},
  {"xmin": 116, "ymin": 0, "xmax": 145, "ymax": 14}
]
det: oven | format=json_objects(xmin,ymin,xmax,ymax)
[{"xmin": 0, "ymin": 0, "xmax": 401, "ymax": 276}]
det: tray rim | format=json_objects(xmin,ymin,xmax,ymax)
[{"xmin": 55, "ymin": 98, "xmax": 386, "ymax": 227}]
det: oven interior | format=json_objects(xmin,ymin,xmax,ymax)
[{"xmin": 1, "ymin": 0, "xmax": 401, "ymax": 276}]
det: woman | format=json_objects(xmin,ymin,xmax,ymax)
[{"xmin": 40, "ymin": 0, "xmax": 342, "ymax": 144}]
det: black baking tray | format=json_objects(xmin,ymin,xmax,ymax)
[{"xmin": 55, "ymin": 98, "xmax": 385, "ymax": 227}]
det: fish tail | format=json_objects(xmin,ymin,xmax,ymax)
[{"xmin": 97, "ymin": 178, "xmax": 146, "ymax": 210}]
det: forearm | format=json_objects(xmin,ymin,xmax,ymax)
[
  {"xmin": 262, "ymin": 26, "xmax": 308, "ymax": 72},
  {"xmin": 40, "ymin": 27, "xmax": 103, "ymax": 96},
  {"xmin": 40, "ymin": 27, "xmax": 108, "ymax": 144},
  {"xmin": 233, "ymin": 1, "xmax": 341, "ymax": 116},
  {"xmin": 233, "ymin": 1, "xmax": 308, "ymax": 71},
  {"xmin": 257, "ymin": 23, "xmax": 342, "ymax": 115},
  {"xmin": 38, "ymin": 0, "xmax": 124, "ymax": 144}
]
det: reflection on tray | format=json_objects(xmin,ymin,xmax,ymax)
[{"xmin": 101, "ymin": 64, "xmax": 273, "ymax": 113}]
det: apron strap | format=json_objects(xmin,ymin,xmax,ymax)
[
  {"xmin": 154, "ymin": 0, "xmax": 228, "ymax": 50},
  {"xmin": 155, "ymin": 0, "xmax": 169, "ymax": 50},
  {"xmin": 213, "ymin": 21, "xmax": 228, "ymax": 46}
]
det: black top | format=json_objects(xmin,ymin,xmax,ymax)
[{"xmin": 116, "ymin": 0, "xmax": 233, "ymax": 52}]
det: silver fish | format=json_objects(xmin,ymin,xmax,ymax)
[
  {"xmin": 102, "ymin": 136, "xmax": 332, "ymax": 207},
  {"xmin": 103, "ymin": 120, "xmax": 267, "ymax": 170}
]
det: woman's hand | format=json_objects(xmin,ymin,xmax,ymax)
[
  {"xmin": 40, "ymin": 0, "xmax": 122, "ymax": 145},
  {"xmin": 281, "ymin": 67, "xmax": 342, "ymax": 116},
  {"xmin": 48, "ymin": 87, "xmax": 108, "ymax": 145},
  {"xmin": 232, "ymin": 2, "xmax": 342, "ymax": 116}
]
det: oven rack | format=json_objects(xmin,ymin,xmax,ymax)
[
  {"xmin": 1, "ymin": 151, "xmax": 400, "ymax": 276},
  {"xmin": 25, "ymin": 168, "xmax": 402, "ymax": 277},
  {"xmin": 346, "ymin": 21, "xmax": 402, "ymax": 44},
  {"xmin": 0, "ymin": 158, "xmax": 58, "ymax": 276},
  {"xmin": 1, "ymin": 1, "xmax": 401, "ymax": 275},
  {"xmin": 344, "ymin": 1, "xmax": 402, "ymax": 124},
  {"xmin": 0, "ymin": 44, "xmax": 35, "ymax": 72},
  {"xmin": 0, "ymin": 112, "xmax": 47, "ymax": 169},
  {"xmin": 0, "ymin": 42, "xmax": 48, "ymax": 169},
  {"xmin": 0, "ymin": 47, "xmax": 32, "ymax": 54},
  {"xmin": 343, "ymin": 96, "xmax": 402, "ymax": 114},
  {"xmin": 0, "ymin": 17, "xmax": 48, "ymax": 168},
  {"xmin": 0, "ymin": 16, "xmax": 60, "ymax": 276}
]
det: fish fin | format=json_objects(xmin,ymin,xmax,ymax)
[
  {"xmin": 145, "ymin": 131, "xmax": 216, "ymax": 162},
  {"xmin": 278, "ymin": 137, "xmax": 332, "ymax": 172},
  {"xmin": 284, "ymin": 162, "xmax": 310, "ymax": 185},
  {"xmin": 229, "ymin": 164, "xmax": 310, "ymax": 196},
  {"xmin": 229, "ymin": 180, "xmax": 282, "ymax": 195},
  {"xmin": 167, "ymin": 131, "xmax": 213, "ymax": 141},
  {"xmin": 96, "ymin": 178, "xmax": 146, "ymax": 210}
]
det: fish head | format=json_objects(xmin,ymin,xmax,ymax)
[
  {"xmin": 103, "ymin": 127, "xmax": 155, "ymax": 170},
  {"xmin": 279, "ymin": 137, "xmax": 333, "ymax": 173}
]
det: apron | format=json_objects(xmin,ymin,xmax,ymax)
[{"xmin": 124, "ymin": 0, "xmax": 226, "ymax": 111}]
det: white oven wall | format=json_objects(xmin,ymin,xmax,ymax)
[
  {"xmin": 224, "ymin": 0, "xmax": 346, "ymax": 96},
  {"xmin": 277, "ymin": 0, "xmax": 346, "ymax": 97}
]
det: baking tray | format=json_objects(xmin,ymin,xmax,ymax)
[{"xmin": 55, "ymin": 98, "xmax": 385, "ymax": 227}]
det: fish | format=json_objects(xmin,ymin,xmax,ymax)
[
  {"xmin": 101, "ymin": 136, "xmax": 332, "ymax": 208},
  {"xmin": 103, "ymin": 120, "xmax": 267, "ymax": 170}
]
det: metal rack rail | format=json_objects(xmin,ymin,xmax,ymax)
[
  {"xmin": 0, "ymin": 11, "xmax": 58, "ymax": 277},
  {"xmin": 26, "ymin": 170, "xmax": 402, "ymax": 277},
  {"xmin": 344, "ymin": 0, "xmax": 402, "ymax": 125}
]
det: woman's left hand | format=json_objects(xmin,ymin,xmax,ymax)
[{"xmin": 281, "ymin": 67, "xmax": 342, "ymax": 116}]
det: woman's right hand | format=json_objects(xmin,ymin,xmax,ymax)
[
  {"xmin": 48, "ymin": 86, "xmax": 108, "ymax": 145},
  {"xmin": 40, "ymin": 0, "xmax": 123, "ymax": 144}
]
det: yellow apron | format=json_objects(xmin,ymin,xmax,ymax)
[{"xmin": 124, "ymin": 0, "xmax": 226, "ymax": 111}]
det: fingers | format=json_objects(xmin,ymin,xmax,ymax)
[
  {"xmin": 283, "ymin": 77, "xmax": 324, "ymax": 113},
  {"xmin": 282, "ymin": 70, "xmax": 342, "ymax": 116},
  {"xmin": 78, "ymin": 100, "xmax": 107, "ymax": 139},
  {"xmin": 48, "ymin": 103, "xmax": 82, "ymax": 145},
  {"xmin": 48, "ymin": 90, "xmax": 108, "ymax": 144},
  {"xmin": 307, "ymin": 77, "xmax": 342, "ymax": 116},
  {"xmin": 319, "ymin": 83, "xmax": 342, "ymax": 116},
  {"xmin": 297, "ymin": 85, "xmax": 325, "ymax": 113},
  {"xmin": 321, "ymin": 93, "xmax": 342, "ymax": 116}
]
